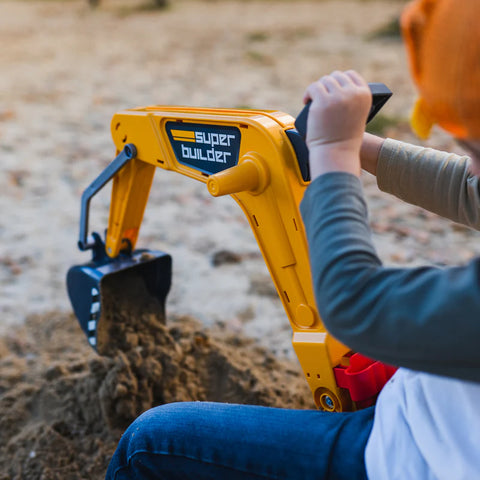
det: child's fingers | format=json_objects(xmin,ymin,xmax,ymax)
[
  {"xmin": 303, "ymin": 73, "xmax": 339, "ymax": 103},
  {"xmin": 330, "ymin": 70, "xmax": 354, "ymax": 87},
  {"xmin": 319, "ymin": 74, "xmax": 342, "ymax": 93},
  {"xmin": 303, "ymin": 70, "xmax": 368, "ymax": 104},
  {"xmin": 303, "ymin": 80, "xmax": 328, "ymax": 104},
  {"xmin": 344, "ymin": 70, "xmax": 368, "ymax": 88},
  {"xmin": 302, "ymin": 89, "xmax": 311, "ymax": 105}
]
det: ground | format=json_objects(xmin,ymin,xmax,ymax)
[{"xmin": 1, "ymin": 0, "xmax": 479, "ymax": 478}]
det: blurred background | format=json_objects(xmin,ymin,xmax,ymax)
[{"xmin": 1, "ymin": 0, "xmax": 478, "ymax": 357}]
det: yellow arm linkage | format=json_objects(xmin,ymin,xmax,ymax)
[{"xmin": 107, "ymin": 106, "xmax": 352, "ymax": 411}]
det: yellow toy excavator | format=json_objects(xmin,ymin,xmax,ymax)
[{"xmin": 67, "ymin": 84, "xmax": 394, "ymax": 412}]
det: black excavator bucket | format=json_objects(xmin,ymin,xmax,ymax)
[
  {"xmin": 67, "ymin": 241, "xmax": 172, "ymax": 354},
  {"xmin": 66, "ymin": 144, "xmax": 172, "ymax": 354}
]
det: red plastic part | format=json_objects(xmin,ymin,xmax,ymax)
[{"xmin": 334, "ymin": 353, "xmax": 397, "ymax": 407}]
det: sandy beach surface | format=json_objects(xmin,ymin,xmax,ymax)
[{"xmin": 1, "ymin": 1, "xmax": 480, "ymax": 477}]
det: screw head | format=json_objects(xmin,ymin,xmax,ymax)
[
  {"xmin": 324, "ymin": 395, "xmax": 334, "ymax": 409},
  {"xmin": 124, "ymin": 144, "xmax": 137, "ymax": 159}
]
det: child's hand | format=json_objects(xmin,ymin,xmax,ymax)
[{"xmin": 303, "ymin": 70, "xmax": 371, "ymax": 179}]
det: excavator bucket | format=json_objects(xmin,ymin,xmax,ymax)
[
  {"xmin": 67, "ymin": 246, "xmax": 172, "ymax": 355},
  {"xmin": 67, "ymin": 144, "xmax": 172, "ymax": 355}
]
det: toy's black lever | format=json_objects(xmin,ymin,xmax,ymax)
[
  {"xmin": 294, "ymin": 82, "xmax": 392, "ymax": 139},
  {"xmin": 287, "ymin": 82, "xmax": 392, "ymax": 182}
]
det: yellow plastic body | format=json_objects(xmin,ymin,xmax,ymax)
[{"xmin": 107, "ymin": 106, "xmax": 352, "ymax": 411}]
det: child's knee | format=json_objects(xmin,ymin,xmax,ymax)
[{"xmin": 121, "ymin": 402, "xmax": 202, "ymax": 455}]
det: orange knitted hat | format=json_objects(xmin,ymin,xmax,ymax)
[{"xmin": 401, "ymin": 0, "xmax": 480, "ymax": 139}]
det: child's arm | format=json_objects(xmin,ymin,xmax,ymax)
[
  {"xmin": 301, "ymin": 71, "xmax": 480, "ymax": 382},
  {"xmin": 301, "ymin": 175, "xmax": 480, "ymax": 382},
  {"xmin": 359, "ymin": 133, "xmax": 384, "ymax": 176},
  {"xmin": 377, "ymin": 139, "xmax": 480, "ymax": 229},
  {"xmin": 361, "ymin": 134, "xmax": 480, "ymax": 230}
]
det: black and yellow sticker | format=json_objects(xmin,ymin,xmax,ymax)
[{"xmin": 166, "ymin": 122, "xmax": 241, "ymax": 175}]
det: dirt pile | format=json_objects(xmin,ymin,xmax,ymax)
[{"xmin": 0, "ymin": 305, "xmax": 310, "ymax": 479}]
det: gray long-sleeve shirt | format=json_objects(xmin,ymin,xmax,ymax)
[
  {"xmin": 300, "ymin": 139, "xmax": 480, "ymax": 382},
  {"xmin": 377, "ymin": 139, "xmax": 480, "ymax": 228}
]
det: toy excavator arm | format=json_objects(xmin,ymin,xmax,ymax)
[
  {"xmin": 71, "ymin": 84, "xmax": 394, "ymax": 411},
  {"xmin": 106, "ymin": 106, "xmax": 353, "ymax": 410}
]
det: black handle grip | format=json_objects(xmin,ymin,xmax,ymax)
[{"xmin": 294, "ymin": 82, "xmax": 392, "ymax": 139}]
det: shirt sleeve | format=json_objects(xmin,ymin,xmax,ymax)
[
  {"xmin": 300, "ymin": 172, "xmax": 480, "ymax": 382},
  {"xmin": 377, "ymin": 139, "xmax": 480, "ymax": 229}
]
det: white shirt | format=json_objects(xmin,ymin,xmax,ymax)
[{"xmin": 365, "ymin": 368, "xmax": 480, "ymax": 479}]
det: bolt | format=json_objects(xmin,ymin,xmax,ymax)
[
  {"xmin": 124, "ymin": 144, "xmax": 137, "ymax": 159},
  {"xmin": 323, "ymin": 395, "xmax": 334, "ymax": 410}
]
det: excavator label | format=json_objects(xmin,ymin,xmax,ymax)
[{"xmin": 165, "ymin": 121, "xmax": 241, "ymax": 175}]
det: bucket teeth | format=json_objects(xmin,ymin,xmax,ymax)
[{"xmin": 87, "ymin": 287, "xmax": 101, "ymax": 347}]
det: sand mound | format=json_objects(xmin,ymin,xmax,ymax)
[{"xmin": 0, "ymin": 308, "xmax": 310, "ymax": 479}]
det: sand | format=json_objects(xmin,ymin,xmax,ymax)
[{"xmin": 0, "ymin": 310, "xmax": 310, "ymax": 479}]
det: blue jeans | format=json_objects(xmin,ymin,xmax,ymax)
[{"xmin": 106, "ymin": 402, "xmax": 374, "ymax": 480}]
